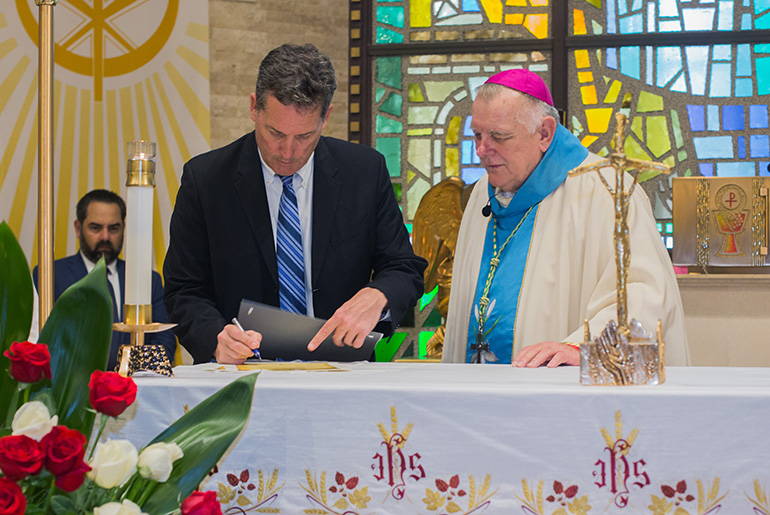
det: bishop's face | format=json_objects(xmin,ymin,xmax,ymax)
[
  {"xmin": 75, "ymin": 201, "xmax": 124, "ymax": 265},
  {"xmin": 471, "ymin": 90, "xmax": 554, "ymax": 193},
  {"xmin": 250, "ymin": 92, "xmax": 332, "ymax": 177}
]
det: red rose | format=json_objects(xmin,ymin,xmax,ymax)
[
  {"xmin": 181, "ymin": 491, "xmax": 222, "ymax": 515},
  {"xmin": 88, "ymin": 370, "xmax": 137, "ymax": 417},
  {"xmin": 3, "ymin": 341, "xmax": 51, "ymax": 384},
  {"xmin": 40, "ymin": 426, "xmax": 91, "ymax": 492},
  {"xmin": 0, "ymin": 477, "xmax": 26, "ymax": 515},
  {"xmin": 0, "ymin": 435, "xmax": 44, "ymax": 481}
]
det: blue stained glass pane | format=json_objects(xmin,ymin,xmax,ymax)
[
  {"xmin": 707, "ymin": 105, "xmax": 720, "ymax": 131},
  {"xmin": 750, "ymin": 105, "xmax": 770, "ymax": 129},
  {"xmin": 657, "ymin": 47, "xmax": 682, "ymax": 88},
  {"xmin": 620, "ymin": 13, "xmax": 644, "ymax": 33},
  {"xmin": 709, "ymin": 62, "xmax": 732, "ymax": 97},
  {"xmin": 742, "ymin": 13, "xmax": 753, "ymax": 29},
  {"xmin": 647, "ymin": 2, "xmax": 655, "ymax": 32},
  {"xmin": 376, "ymin": 26, "xmax": 404, "ymax": 44},
  {"xmin": 607, "ymin": 48, "xmax": 618, "ymax": 69},
  {"xmin": 736, "ymin": 78, "xmax": 754, "ymax": 97},
  {"xmin": 461, "ymin": 140, "xmax": 474, "ymax": 164},
  {"xmin": 473, "ymin": 143, "xmax": 480, "ymax": 164},
  {"xmin": 685, "ymin": 46, "xmax": 709, "ymax": 95},
  {"xmin": 683, "ymin": 8, "xmax": 715, "ymax": 30},
  {"xmin": 757, "ymin": 12, "xmax": 770, "ymax": 29},
  {"xmin": 660, "ymin": 20, "xmax": 682, "ymax": 31},
  {"xmin": 463, "ymin": 116, "xmax": 474, "ymax": 136},
  {"xmin": 647, "ymin": 45, "xmax": 654, "ymax": 85},
  {"xmin": 751, "ymin": 135, "xmax": 770, "ymax": 158},
  {"xmin": 756, "ymin": 0, "xmax": 770, "ymax": 14},
  {"xmin": 736, "ymin": 45, "xmax": 752, "ymax": 76},
  {"xmin": 632, "ymin": 0, "xmax": 643, "ymax": 12},
  {"xmin": 462, "ymin": 168, "xmax": 486, "ymax": 184},
  {"xmin": 717, "ymin": 1, "xmax": 734, "ymax": 30},
  {"xmin": 607, "ymin": 0, "xmax": 617, "ymax": 34},
  {"xmin": 717, "ymin": 162, "xmax": 755, "ymax": 177},
  {"xmin": 377, "ymin": 6, "xmax": 404, "ymax": 28},
  {"xmin": 762, "ymin": 162, "xmax": 770, "ymax": 176},
  {"xmin": 757, "ymin": 45, "xmax": 770, "ymax": 52},
  {"xmin": 699, "ymin": 163, "xmax": 715, "ymax": 176},
  {"xmin": 758, "ymin": 56, "xmax": 770, "ymax": 95},
  {"xmin": 462, "ymin": 0, "xmax": 480, "ymax": 12},
  {"xmin": 723, "ymin": 105, "xmax": 745, "ymax": 130},
  {"xmin": 620, "ymin": 47, "xmax": 641, "ymax": 80},
  {"xmin": 659, "ymin": 0, "xmax": 679, "ymax": 17},
  {"xmin": 738, "ymin": 136, "xmax": 746, "ymax": 158},
  {"xmin": 687, "ymin": 105, "xmax": 706, "ymax": 131},
  {"xmin": 617, "ymin": 0, "xmax": 628, "ymax": 16},
  {"xmin": 693, "ymin": 136, "xmax": 734, "ymax": 159},
  {"xmin": 713, "ymin": 45, "xmax": 731, "ymax": 61}
]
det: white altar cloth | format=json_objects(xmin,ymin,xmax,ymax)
[{"xmin": 112, "ymin": 363, "xmax": 770, "ymax": 514}]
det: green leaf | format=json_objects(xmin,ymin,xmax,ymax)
[
  {"xmin": 140, "ymin": 373, "xmax": 258, "ymax": 514},
  {"xmin": 40, "ymin": 258, "xmax": 112, "ymax": 436},
  {"xmin": 0, "ymin": 221, "xmax": 33, "ymax": 422}
]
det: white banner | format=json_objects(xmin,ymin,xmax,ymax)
[{"xmin": 0, "ymin": 0, "xmax": 210, "ymax": 272}]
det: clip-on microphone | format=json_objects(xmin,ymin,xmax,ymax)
[{"xmin": 481, "ymin": 192, "xmax": 500, "ymax": 217}]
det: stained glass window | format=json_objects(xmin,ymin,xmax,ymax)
[{"xmin": 349, "ymin": 0, "xmax": 770, "ymax": 359}]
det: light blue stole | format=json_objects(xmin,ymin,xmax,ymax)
[{"xmin": 465, "ymin": 125, "xmax": 589, "ymax": 364}]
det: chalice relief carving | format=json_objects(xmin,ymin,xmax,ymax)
[{"xmin": 713, "ymin": 184, "xmax": 749, "ymax": 257}]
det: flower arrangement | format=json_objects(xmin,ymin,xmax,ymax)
[{"xmin": 0, "ymin": 221, "xmax": 257, "ymax": 515}]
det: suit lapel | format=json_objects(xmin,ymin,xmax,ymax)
[
  {"xmin": 235, "ymin": 134, "xmax": 279, "ymax": 287},
  {"xmin": 311, "ymin": 138, "xmax": 342, "ymax": 286}
]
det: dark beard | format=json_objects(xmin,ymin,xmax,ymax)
[{"xmin": 80, "ymin": 235, "xmax": 120, "ymax": 265}]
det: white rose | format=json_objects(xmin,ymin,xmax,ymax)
[
  {"xmin": 12, "ymin": 401, "xmax": 58, "ymax": 441},
  {"xmin": 93, "ymin": 500, "xmax": 148, "ymax": 515},
  {"xmin": 88, "ymin": 439, "xmax": 138, "ymax": 489},
  {"xmin": 137, "ymin": 442, "xmax": 184, "ymax": 482}
]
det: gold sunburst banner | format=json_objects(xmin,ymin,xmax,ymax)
[{"xmin": 0, "ymin": 0, "xmax": 210, "ymax": 274}]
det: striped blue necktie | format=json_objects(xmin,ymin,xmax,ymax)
[{"xmin": 276, "ymin": 174, "xmax": 307, "ymax": 314}]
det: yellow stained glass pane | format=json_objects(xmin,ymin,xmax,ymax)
[
  {"xmin": 580, "ymin": 85, "xmax": 598, "ymax": 105},
  {"xmin": 451, "ymin": 54, "xmax": 486, "ymax": 62},
  {"xmin": 410, "ymin": 0, "xmax": 431, "ymax": 28},
  {"xmin": 578, "ymin": 71, "xmax": 593, "ymax": 83},
  {"xmin": 505, "ymin": 13, "xmax": 524, "ymax": 25},
  {"xmin": 436, "ymin": 31, "xmax": 461, "ymax": 41},
  {"xmin": 581, "ymin": 135, "xmax": 599, "ymax": 147},
  {"xmin": 407, "ymin": 170, "xmax": 416, "ymax": 183},
  {"xmin": 407, "ymin": 128, "xmax": 433, "ymax": 135},
  {"xmin": 410, "ymin": 31, "xmax": 431, "ymax": 42},
  {"xmin": 480, "ymin": 0, "xmax": 503, "ymax": 23},
  {"xmin": 585, "ymin": 108, "xmax": 613, "ymax": 133},
  {"xmin": 445, "ymin": 148, "xmax": 459, "ymax": 177},
  {"xmin": 446, "ymin": 116, "xmax": 462, "ymax": 145},
  {"xmin": 523, "ymin": 14, "xmax": 548, "ymax": 38},
  {"xmin": 637, "ymin": 90, "xmax": 664, "ymax": 113},
  {"xmin": 465, "ymin": 29, "xmax": 496, "ymax": 39},
  {"xmin": 631, "ymin": 117, "xmax": 643, "ymax": 141},
  {"xmin": 624, "ymin": 136, "xmax": 651, "ymax": 161},
  {"xmin": 408, "ymin": 83, "xmax": 425, "ymax": 102},
  {"xmin": 408, "ymin": 139, "xmax": 432, "ymax": 175},
  {"xmin": 646, "ymin": 116, "xmax": 672, "ymax": 158},
  {"xmin": 573, "ymin": 9, "xmax": 587, "ymax": 35},
  {"xmin": 575, "ymin": 49, "xmax": 590, "ymax": 68},
  {"xmin": 410, "ymin": 55, "xmax": 447, "ymax": 64},
  {"xmin": 604, "ymin": 79, "xmax": 622, "ymax": 103},
  {"xmin": 506, "ymin": 0, "xmax": 527, "ymax": 6},
  {"xmin": 490, "ymin": 52, "xmax": 528, "ymax": 63},
  {"xmin": 424, "ymin": 81, "xmax": 464, "ymax": 102}
]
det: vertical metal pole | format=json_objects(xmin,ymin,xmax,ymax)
[{"xmin": 37, "ymin": 0, "xmax": 57, "ymax": 330}]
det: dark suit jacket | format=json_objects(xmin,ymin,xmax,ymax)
[
  {"xmin": 163, "ymin": 133, "xmax": 427, "ymax": 363},
  {"xmin": 33, "ymin": 255, "xmax": 175, "ymax": 369}
]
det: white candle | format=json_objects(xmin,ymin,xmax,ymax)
[{"xmin": 124, "ymin": 141, "xmax": 156, "ymax": 307}]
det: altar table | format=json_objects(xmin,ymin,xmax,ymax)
[{"xmin": 113, "ymin": 363, "xmax": 770, "ymax": 514}]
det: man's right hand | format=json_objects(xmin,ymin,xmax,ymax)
[{"xmin": 214, "ymin": 324, "xmax": 261, "ymax": 364}]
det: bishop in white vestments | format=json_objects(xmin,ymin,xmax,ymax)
[{"xmin": 443, "ymin": 69, "xmax": 689, "ymax": 367}]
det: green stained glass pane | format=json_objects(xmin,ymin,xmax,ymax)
[
  {"xmin": 677, "ymin": 149, "xmax": 688, "ymax": 162},
  {"xmin": 376, "ymin": 87, "xmax": 386, "ymax": 102},
  {"xmin": 657, "ymin": 222, "xmax": 663, "ymax": 232},
  {"xmin": 419, "ymin": 285, "xmax": 438, "ymax": 311},
  {"xmin": 671, "ymin": 109, "xmax": 684, "ymax": 149},
  {"xmin": 405, "ymin": 222, "xmax": 413, "ymax": 234},
  {"xmin": 392, "ymin": 182, "xmax": 402, "ymax": 201},
  {"xmin": 637, "ymin": 90, "xmax": 664, "ymax": 112},
  {"xmin": 377, "ymin": 57, "xmax": 402, "ymax": 89},
  {"xmin": 624, "ymin": 136, "xmax": 651, "ymax": 161},
  {"xmin": 646, "ymin": 116, "xmax": 672, "ymax": 158},
  {"xmin": 376, "ymin": 115, "xmax": 403, "ymax": 133},
  {"xmin": 418, "ymin": 331, "xmax": 434, "ymax": 359},
  {"xmin": 408, "ymin": 139, "xmax": 432, "ymax": 175},
  {"xmin": 423, "ymin": 81, "xmax": 464, "ymax": 102},
  {"xmin": 377, "ymin": 6, "xmax": 404, "ymax": 28},
  {"xmin": 630, "ymin": 117, "xmax": 643, "ymax": 141},
  {"xmin": 376, "ymin": 137, "xmax": 401, "ymax": 177},
  {"xmin": 407, "ymin": 178, "xmax": 431, "ymax": 219},
  {"xmin": 381, "ymin": 92, "xmax": 403, "ymax": 116},
  {"xmin": 666, "ymin": 223, "xmax": 673, "ymax": 234},
  {"xmin": 374, "ymin": 332, "xmax": 407, "ymax": 362},
  {"xmin": 408, "ymin": 83, "xmax": 425, "ymax": 102},
  {"xmin": 408, "ymin": 106, "xmax": 439, "ymax": 124},
  {"xmin": 423, "ymin": 307, "xmax": 443, "ymax": 327},
  {"xmin": 376, "ymin": 26, "xmax": 404, "ymax": 44}
]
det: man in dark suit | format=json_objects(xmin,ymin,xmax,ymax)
[
  {"xmin": 163, "ymin": 43, "xmax": 426, "ymax": 364},
  {"xmin": 33, "ymin": 189, "xmax": 175, "ymax": 370}
]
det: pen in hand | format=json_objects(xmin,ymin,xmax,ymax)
[{"xmin": 232, "ymin": 317, "xmax": 261, "ymax": 360}]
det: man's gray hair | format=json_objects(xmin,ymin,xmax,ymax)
[
  {"xmin": 475, "ymin": 82, "xmax": 559, "ymax": 133},
  {"xmin": 254, "ymin": 43, "xmax": 337, "ymax": 117}
]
